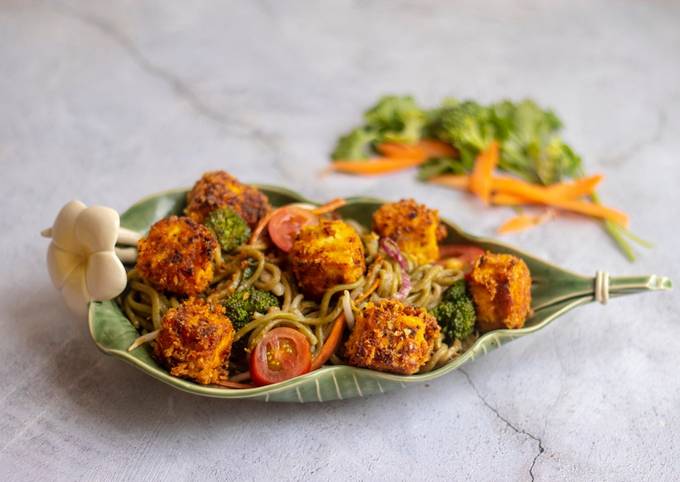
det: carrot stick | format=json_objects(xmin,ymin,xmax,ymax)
[
  {"xmin": 490, "ymin": 177, "xmax": 629, "ymax": 226},
  {"xmin": 497, "ymin": 210, "xmax": 555, "ymax": 234},
  {"xmin": 376, "ymin": 143, "xmax": 425, "ymax": 159},
  {"xmin": 249, "ymin": 210, "xmax": 276, "ymax": 245},
  {"xmin": 469, "ymin": 141, "xmax": 499, "ymax": 204},
  {"xmin": 491, "ymin": 175, "xmax": 604, "ymax": 205},
  {"xmin": 312, "ymin": 198, "xmax": 346, "ymax": 215},
  {"xmin": 416, "ymin": 139, "xmax": 457, "ymax": 158},
  {"xmin": 328, "ymin": 156, "xmax": 426, "ymax": 175},
  {"xmin": 429, "ymin": 174, "xmax": 470, "ymax": 190},
  {"xmin": 311, "ymin": 313, "xmax": 345, "ymax": 371}
]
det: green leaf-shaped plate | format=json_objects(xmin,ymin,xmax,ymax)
[{"xmin": 89, "ymin": 186, "xmax": 672, "ymax": 402}]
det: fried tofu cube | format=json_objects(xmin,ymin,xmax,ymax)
[
  {"xmin": 372, "ymin": 199, "xmax": 446, "ymax": 265},
  {"xmin": 185, "ymin": 170, "xmax": 271, "ymax": 229},
  {"xmin": 155, "ymin": 298, "xmax": 234, "ymax": 385},
  {"xmin": 136, "ymin": 216, "xmax": 218, "ymax": 296},
  {"xmin": 468, "ymin": 252, "xmax": 532, "ymax": 332},
  {"xmin": 344, "ymin": 299, "xmax": 441, "ymax": 375},
  {"xmin": 289, "ymin": 220, "xmax": 366, "ymax": 298}
]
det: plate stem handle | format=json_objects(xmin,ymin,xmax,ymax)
[{"xmin": 598, "ymin": 272, "xmax": 672, "ymax": 304}]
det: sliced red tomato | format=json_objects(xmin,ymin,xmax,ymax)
[
  {"xmin": 438, "ymin": 244, "xmax": 485, "ymax": 273},
  {"xmin": 250, "ymin": 327, "xmax": 312, "ymax": 386},
  {"xmin": 267, "ymin": 206, "xmax": 318, "ymax": 252}
]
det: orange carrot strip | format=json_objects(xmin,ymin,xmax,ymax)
[
  {"xmin": 312, "ymin": 198, "xmax": 346, "ymax": 215},
  {"xmin": 248, "ymin": 209, "xmax": 276, "ymax": 245},
  {"xmin": 329, "ymin": 156, "xmax": 426, "ymax": 176},
  {"xmin": 469, "ymin": 141, "xmax": 499, "ymax": 204},
  {"xmin": 376, "ymin": 143, "xmax": 425, "ymax": 159},
  {"xmin": 311, "ymin": 313, "xmax": 345, "ymax": 371},
  {"xmin": 491, "ymin": 175, "xmax": 604, "ymax": 205},
  {"xmin": 429, "ymin": 174, "xmax": 470, "ymax": 190},
  {"xmin": 416, "ymin": 139, "xmax": 457, "ymax": 158},
  {"xmin": 491, "ymin": 177, "xmax": 628, "ymax": 226},
  {"xmin": 497, "ymin": 210, "xmax": 555, "ymax": 234}
]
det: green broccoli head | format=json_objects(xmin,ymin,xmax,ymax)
[
  {"xmin": 204, "ymin": 206, "xmax": 251, "ymax": 252},
  {"xmin": 441, "ymin": 279, "xmax": 468, "ymax": 302},
  {"xmin": 432, "ymin": 280, "xmax": 476, "ymax": 342},
  {"xmin": 432, "ymin": 100, "xmax": 496, "ymax": 167},
  {"xmin": 331, "ymin": 127, "xmax": 378, "ymax": 161},
  {"xmin": 363, "ymin": 95, "xmax": 426, "ymax": 144},
  {"xmin": 222, "ymin": 288, "xmax": 280, "ymax": 331}
]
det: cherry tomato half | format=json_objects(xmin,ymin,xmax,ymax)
[
  {"xmin": 438, "ymin": 244, "xmax": 485, "ymax": 273},
  {"xmin": 250, "ymin": 327, "xmax": 312, "ymax": 386},
  {"xmin": 268, "ymin": 206, "xmax": 318, "ymax": 252}
]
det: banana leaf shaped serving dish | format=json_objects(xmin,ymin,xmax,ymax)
[{"xmin": 88, "ymin": 186, "xmax": 672, "ymax": 402}]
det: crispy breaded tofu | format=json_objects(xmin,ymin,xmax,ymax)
[
  {"xmin": 155, "ymin": 298, "xmax": 234, "ymax": 385},
  {"xmin": 344, "ymin": 299, "xmax": 440, "ymax": 375},
  {"xmin": 468, "ymin": 252, "xmax": 532, "ymax": 332},
  {"xmin": 185, "ymin": 170, "xmax": 271, "ymax": 229},
  {"xmin": 372, "ymin": 199, "xmax": 446, "ymax": 265},
  {"xmin": 289, "ymin": 220, "xmax": 366, "ymax": 298},
  {"xmin": 136, "ymin": 216, "xmax": 218, "ymax": 296}
]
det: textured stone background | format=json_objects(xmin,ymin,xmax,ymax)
[{"xmin": 1, "ymin": 1, "xmax": 679, "ymax": 480}]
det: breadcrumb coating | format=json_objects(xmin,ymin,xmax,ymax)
[
  {"xmin": 344, "ymin": 299, "xmax": 440, "ymax": 375},
  {"xmin": 136, "ymin": 216, "xmax": 218, "ymax": 296},
  {"xmin": 372, "ymin": 198, "xmax": 446, "ymax": 265},
  {"xmin": 468, "ymin": 252, "xmax": 532, "ymax": 332},
  {"xmin": 155, "ymin": 298, "xmax": 235, "ymax": 385},
  {"xmin": 185, "ymin": 170, "xmax": 271, "ymax": 229},
  {"xmin": 290, "ymin": 220, "xmax": 366, "ymax": 298}
]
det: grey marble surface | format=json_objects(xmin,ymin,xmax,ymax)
[{"xmin": 2, "ymin": 1, "xmax": 679, "ymax": 480}]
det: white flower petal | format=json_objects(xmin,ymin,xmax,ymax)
[
  {"xmin": 47, "ymin": 243, "xmax": 83, "ymax": 289},
  {"xmin": 51, "ymin": 200, "xmax": 86, "ymax": 252},
  {"xmin": 75, "ymin": 206, "xmax": 120, "ymax": 254},
  {"xmin": 61, "ymin": 264, "xmax": 90, "ymax": 318},
  {"xmin": 85, "ymin": 252, "xmax": 127, "ymax": 301}
]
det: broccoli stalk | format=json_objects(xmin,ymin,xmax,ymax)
[
  {"xmin": 204, "ymin": 206, "xmax": 251, "ymax": 252},
  {"xmin": 431, "ymin": 279, "xmax": 476, "ymax": 342},
  {"xmin": 223, "ymin": 288, "xmax": 279, "ymax": 331}
]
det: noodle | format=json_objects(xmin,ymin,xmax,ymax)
[{"xmin": 118, "ymin": 217, "xmax": 473, "ymax": 379}]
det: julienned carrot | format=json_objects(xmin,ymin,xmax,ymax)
[
  {"xmin": 469, "ymin": 141, "xmax": 499, "ymax": 204},
  {"xmin": 497, "ymin": 210, "xmax": 555, "ymax": 234},
  {"xmin": 311, "ymin": 313, "xmax": 345, "ymax": 371},
  {"xmin": 415, "ymin": 139, "xmax": 457, "ymax": 158},
  {"xmin": 312, "ymin": 198, "xmax": 347, "ymax": 215},
  {"xmin": 377, "ymin": 139, "xmax": 457, "ymax": 160},
  {"xmin": 376, "ymin": 143, "xmax": 425, "ymax": 159},
  {"xmin": 329, "ymin": 156, "xmax": 426, "ymax": 175},
  {"xmin": 489, "ymin": 177, "xmax": 629, "ymax": 226},
  {"xmin": 490, "ymin": 175, "xmax": 604, "ymax": 205},
  {"xmin": 429, "ymin": 174, "xmax": 470, "ymax": 189}
]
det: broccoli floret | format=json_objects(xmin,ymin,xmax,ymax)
[
  {"xmin": 363, "ymin": 95, "xmax": 426, "ymax": 144},
  {"xmin": 331, "ymin": 127, "xmax": 377, "ymax": 160},
  {"xmin": 441, "ymin": 279, "xmax": 468, "ymax": 302},
  {"xmin": 223, "ymin": 288, "xmax": 279, "ymax": 331},
  {"xmin": 432, "ymin": 281, "xmax": 476, "ymax": 342},
  {"xmin": 204, "ymin": 206, "xmax": 250, "ymax": 252},
  {"xmin": 431, "ymin": 100, "xmax": 496, "ymax": 168}
]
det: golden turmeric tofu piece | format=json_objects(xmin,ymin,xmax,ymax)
[
  {"xmin": 468, "ymin": 252, "xmax": 532, "ymax": 332},
  {"xmin": 289, "ymin": 219, "xmax": 366, "ymax": 298},
  {"xmin": 344, "ymin": 299, "xmax": 441, "ymax": 375},
  {"xmin": 155, "ymin": 298, "xmax": 234, "ymax": 385},
  {"xmin": 136, "ymin": 216, "xmax": 218, "ymax": 296},
  {"xmin": 185, "ymin": 170, "xmax": 271, "ymax": 229},
  {"xmin": 372, "ymin": 199, "xmax": 446, "ymax": 265}
]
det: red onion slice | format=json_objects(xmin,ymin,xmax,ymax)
[{"xmin": 379, "ymin": 237, "xmax": 411, "ymax": 300}]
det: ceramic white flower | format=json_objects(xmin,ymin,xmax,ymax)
[{"xmin": 42, "ymin": 201, "xmax": 140, "ymax": 317}]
